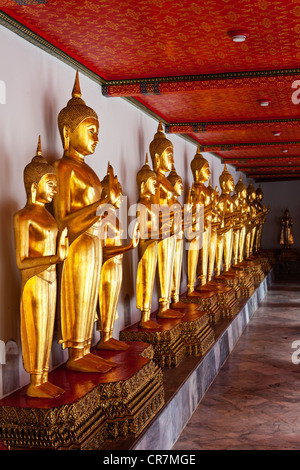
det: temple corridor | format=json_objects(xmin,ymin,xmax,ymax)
[{"xmin": 172, "ymin": 272, "xmax": 300, "ymax": 450}]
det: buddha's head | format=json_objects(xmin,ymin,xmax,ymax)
[
  {"xmin": 167, "ymin": 164, "xmax": 183, "ymax": 197},
  {"xmin": 24, "ymin": 136, "xmax": 57, "ymax": 204},
  {"xmin": 247, "ymin": 182, "xmax": 256, "ymax": 202},
  {"xmin": 137, "ymin": 154, "xmax": 157, "ymax": 198},
  {"xmin": 256, "ymin": 185, "xmax": 263, "ymax": 202},
  {"xmin": 58, "ymin": 71, "xmax": 99, "ymax": 157},
  {"xmin": 149, "ymin": 121, "xmax": 173, "ymax": 173},
  {"xmin": 219, "ymin": 164, "xmax": 234, "ymax": 193},
  {"xmin": 101, "ymin": 163, "xmax": 123, "ymax": 208},
  {"xmin": 235, "ymin": 176, "xmax": 247, "ymax": 200},
  {"xmin": 190, "ymin": 147, "xmax": 210, "ymax": 183}
]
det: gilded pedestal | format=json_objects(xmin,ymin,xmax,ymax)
[
  {"xmin": 0, "ymin": 342, "xmax": 164, "ymax": 450},
  {"xmin": 199, "ymin": 280, "xmax": 240, "ymax": 318},
  {"xmin": 173, "ymin": 304, "xmax": 215, "ymax": 357},
  {"xmin": 241, "ymin": 257, "xmax": 265, "ymax": 283},
  {"xmin": 180, "ymin": 290, "xmax": 221, "ymax": 324},
  {"xmin": 231, "ymin": 264, "xmax": 255, "ymax": 297},
  {"xmin": 120, "ymin": 317, "xmax": 186, "ymax": 368}
]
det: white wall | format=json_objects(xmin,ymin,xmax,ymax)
[
  {"xmin": 260, "ymin": 180, "xmax": 300, "ymax": 251},
  {"xmin": 0, "ymin": 24, "xmax": 250, "ymax": 396}
]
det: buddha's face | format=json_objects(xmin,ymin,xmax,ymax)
[
  {"xmin": 241, "ymin": 188, "xmax": 247, "ymax": 199},
  {"xmin": 145, "ymin": 176, "xmax": 157, "ymax": 196},
  {"xmin": 249, "ymin": 190, "xmax": 256, "ymax": 201},
  {"xmin": 160, "ymin": 146, "xmax": 174, "ymax": 172},
  {"xmin": 173, "ymin": 178, "xmax": 183, "ymax": 197},
  {"xmin": 68, "ymin": 117, "xmax": 99, "ymax": 157},
  {"xmin": 35, "ymin": 173, "xmax": 57, "ymax": 204},
  {"xmin": 194, "ymin": 161, "xmax": 210, "ymax": 183},
  {"xmin": 227, "ymin": 176, "xmax": 234, "ymax": 192}
]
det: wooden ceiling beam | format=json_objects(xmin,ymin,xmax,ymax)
[
  {"xmin": 165, "ymin": 119, "xmax": 300, "ymax": 134},
  {"xmin": 102, "ymin": 70, "xmax": 300, "ymax": 97},
  {"xmin": 197, "ymin": 141, "xmax": 300, "ymax": 152},
  {"xmin": 222, "ymin": 156, "xmax": 300, "ymax": 164}
]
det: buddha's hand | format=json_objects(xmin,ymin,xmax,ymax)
[
  {"xmin": 131, "ymin": 220, "xmax": 140, "ymax": 248},
  {"xmin": 56, "ymin": 227, "xmax": 69, "ymax": 262}
]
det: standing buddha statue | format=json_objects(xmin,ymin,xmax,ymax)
[
  {"xmin": 232, "ymin": 176, "xmax": 247, "ymax": 264},
  {"xmin": 246, "ymin": 182, "xmax": 257, "ymax": 258},
  {"xmin": 254, "ymin": 185, "xmax": 266, "ymax": 252},
  {"xmin": 53, "ymin": 71, "xmax": 116, "ymax": 373},
  {"xmin": 166, "ymin": 164, "xmax": 189, "ymax": 309},
  {"xmin": 280, "ymin": 208, "xmax": 294, "ymax": 249},
  {"xmin": 14, "ymin": 137, "xmax": 68, "ymax": 398},
  {"xmin": 217, "ymin": 164, "xmax": 235, "ymax": 272},
  {"xmin": 149, "ymin": 122, "xmax": 184, "ymax": 319},
  {"xmin": 207, "ymin": 182, "xmax": 220, "ymax": 282},
  {"xmin": 187, "ymin": 147, "xmax": 212, "ymax": 293},
  {"xmin": 97, "ymin": 163, "xmax": 139, "ymax": 350},
  {"xmin": 136, "ymin": 155, "xmax": 161, "ymax": 329}
]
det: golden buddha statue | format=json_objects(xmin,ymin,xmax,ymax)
[
  {"xmin": 136, "ymin": 155, "xmax": 161, "ymax": 329},
  {"xmin": 166, "ymin": 164, "xmax": 186, "ymax": 308},
  {"xmin": 14, "ymin": 137, "xmax": 68, "ymax": 398},
  {"xmin": 232, "ymin": 176, "xmax": 247, "ymax": 264},
  {"xmin": 187, "ymin": 147, "xmax": 212, "ymax": 293},
  {"xmin": 214, "ymin": 187, "xmax": 226, "ymax": 277},
  {"xmin": 149, "ymin": 122, "xmax": 184, "ymax": 319},
  {"xmin": 97, "ymin": 164, "xmax": 139, "ymax": 350},
  {"xmin": 280, "ymin": 208, "xmax": 294, "ymax": 249},
  {"xmin": 245, "ymin": 182, "xmax": 257, "ymax": 258},
  {"xmin": 217, "ymin": 164, "xmax": 235, "ymax": 272},
  {"xmin": 207, "ymin": 184, "xmax": 221, "ymax": 281},
  {"xmin": 254, "ymin": 185, "xmax": 266, "ymax": 252},
  {"xmin": 53, "ymin": 71, "xmax": 116, "ymax": 373}
]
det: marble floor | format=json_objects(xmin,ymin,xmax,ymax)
[{"xmin": 172, "ymin": 274, "xmax": 300, "ymax": 450}]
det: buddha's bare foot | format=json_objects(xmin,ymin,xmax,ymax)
[
  {"xmin": 139, "ymin": 319, "xmax": 160, "ymax": 329},
  {"xmin": 66, "ymin": 356, "xmax": 112, "ymax": 373},
  {"xmin": 171, "ymin": 300, "xmax": 190, "ymax": 309},
  {"xmin": 96, "ymin": 338, "xmax": 130, "ymax": 351},
  {"xmin": 42, "ymin": 381, "xmax": 65, "ymax": 397},
  {"xmin": 26, "ymin": 383, "xmax": 62, "ymax": 399},
  {"xmin": 84, "ymin": 352, "xmax": 117, "ymax": 368},
  {"xmin": 157, "ymin": 308, "xmax": 185, "ymax": 319}
]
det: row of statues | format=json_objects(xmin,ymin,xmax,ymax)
[{"xmin": 13, "ymin": 72, "xmax": 269, "ymax": 399}]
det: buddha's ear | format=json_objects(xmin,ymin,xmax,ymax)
[
  {"xmin": 31, "ymin": 183, "xmax": 37, "ymax": 204},
  {"xmin": 154, "ymin": 152, "xmax": 160, "ymax": 163},
  {"xmin": 140, "ymin": 181, "xmax": 145, "ymax": 196},
  {"xmin": 62, "ymin": 125, "xmax": 70, "ymax": 151}
]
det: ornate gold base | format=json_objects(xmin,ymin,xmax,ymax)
[
  {"xmin": 176, "ymin": 306, "xmax": 215, "ymax": 357},
  {"xmin": 230, "ymin": 265, "xmax": 255, "ymax": 297},
  {"xmin": 0, "ymin": 343, "xmax": 164, "ymax": 450},
  {"xmin": 180, "ymin": 290, "xmax": 221, "ymax": 324},
  {"xmin": 202, "ymin": 280, "xmax": 240, "ymax": 318},
  {"xmin": 120, "ymin": 316, "xmax": 186, "ymax": 368},
  {"xmin": 243, "ymin": 256, "xmax": 265, "ymax": 282},
  {"xmin": 214, "ymin": 270, "xmax": 244, "ymax": 299}
]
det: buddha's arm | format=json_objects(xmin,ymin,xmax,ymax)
[
  {"xmin": 14, "ymin": 215, "xmax": 67, "ymax": 285},
  {"xmin": 54, "ymin": 167, "xmax": 100, "ymax": 243},
  {"xmin": 103, "ymin": 220, "xmax": 139, "ymax": 261}
]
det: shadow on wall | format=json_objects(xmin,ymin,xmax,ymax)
[
  {"xmin": 2, "ymin": 340, "xmax": 20, "ymax": 397},
  {"xmin": 0, "ymin": 199, "xmax": 20, "ymax": 343}
]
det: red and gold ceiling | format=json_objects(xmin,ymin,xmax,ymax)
[{"xmin": 1, "ymin": 0, "xmax": 300, "ymax": 181}]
